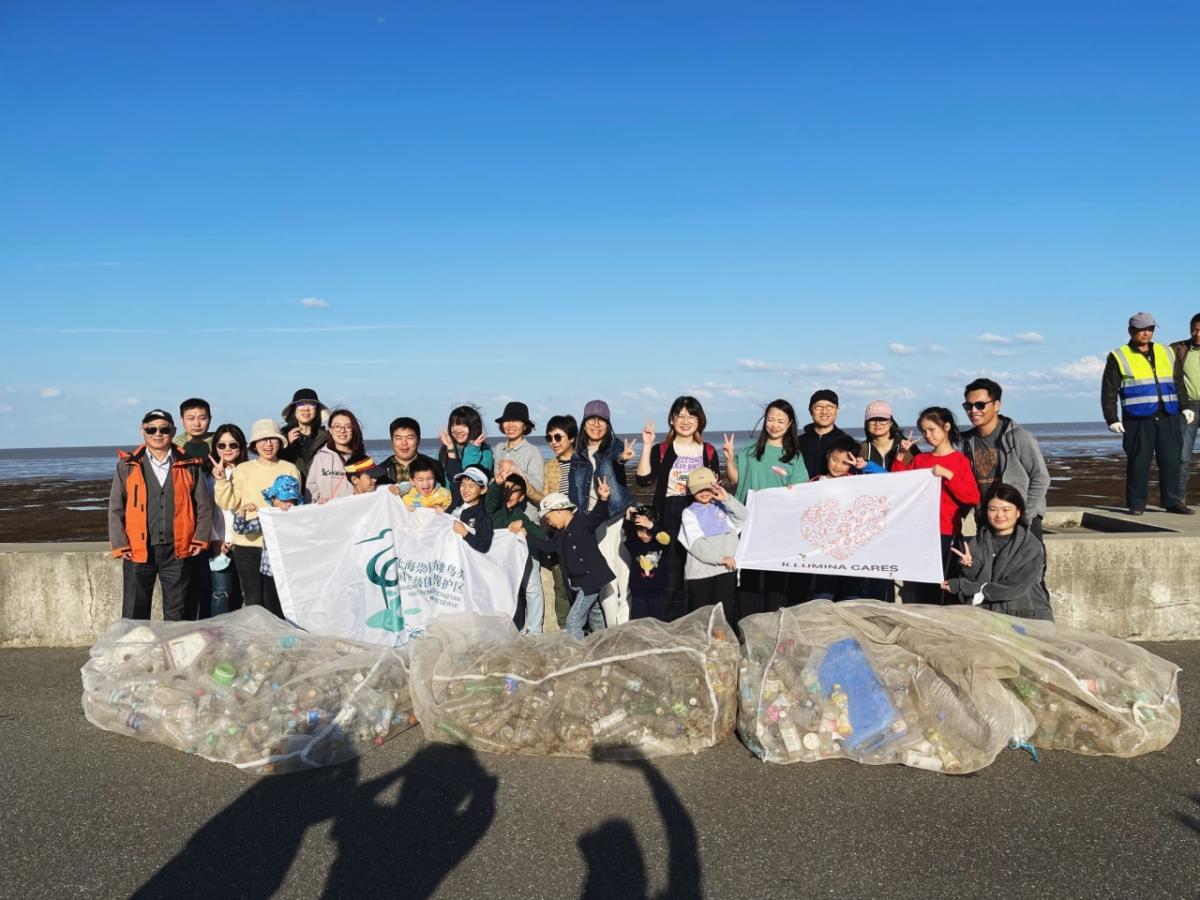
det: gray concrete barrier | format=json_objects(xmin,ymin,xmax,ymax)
[{"xmin": 2, "ymin": 506, "xmax": 1198, "ymax": 646}]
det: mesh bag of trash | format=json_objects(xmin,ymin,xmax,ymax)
[
  {"xmin": 410, "ymin": 605, "xmax": 739, "ymax": 757},
  {"xmin": 81, "ymin": 607, "xmax": 415, "ymax": 774},
  {"xmin": 738, "ymin": 601, "xmax": 1179, "ymax": 774}
]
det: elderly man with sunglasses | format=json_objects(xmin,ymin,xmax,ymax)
[
  {"xmin": 108, "ymin": 409, "xmax": 213, "ymax": 620},
  {"xmin": 959, "ymin": 378, "xmax": 1050, "ymax": 538}
]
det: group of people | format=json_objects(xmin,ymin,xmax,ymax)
[{"xmin": 105, "ymin": 309, "xmax": 1199, "ymax": 638}]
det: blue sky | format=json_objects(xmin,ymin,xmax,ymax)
[{"xmin": 2, "ymin": 1, "xmax": 1198, "ymax": 448}]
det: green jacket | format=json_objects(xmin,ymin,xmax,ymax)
[{"xmin": 484, "ymin": 483, "xmax": 545, "ymax": 540}]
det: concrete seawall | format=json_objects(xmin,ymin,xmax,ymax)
[{"xmin": 2, "ymin": 506, "xmax": 1198, "ymax": 647}]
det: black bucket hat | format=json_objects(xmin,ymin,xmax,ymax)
[
  {"xmin": 495, "ymin": 401, "xmax": 535, "ymax": 431},
  {"xmin": 281, "ymin": 388, "xmax": 330, "ymax": 423}
]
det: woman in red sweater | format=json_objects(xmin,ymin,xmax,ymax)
[{"xmin": 891, "ymin": 406, "xmax": 981, "ymax": 604}]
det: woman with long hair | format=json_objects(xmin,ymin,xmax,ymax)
[
  {"xmin": 439, "ymin": 405, "xmax": 496, "ymax": 507},
  {"xmin": 891, "ymin": 406, "xmax": 981, "ymax": 604},
  {"xmin": 636, "ymin": 396, "xmax": 721, "ymax": 621},
  {"xmin": 860, "ymin": 400, "xmax": 918, "ymax": 470},
  {"xmin": 306, "ymin": 408, "xmax": 366, "ymax": 504},
  {"xmin": 571, "ymin": 399, "xmax": 635, "ymax": 517},
  {"xmin": 206, "ymin": 423, "xmax": 248, "ymax": 616},
  {"xmin": 722, "ymin": 399, "xmax": 808, "ymax": 619}
]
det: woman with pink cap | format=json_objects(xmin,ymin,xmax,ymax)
[{"xmin": 860, "ymin": 400, "xmax": 918, "ymax": 470}]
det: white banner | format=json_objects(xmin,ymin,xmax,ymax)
[
  {"xmin": 734, "ymin": 470, "xmax": 944, "ymax": 584},
  {"xmin": 260, "ymin": 491, "xmax": 523, "ymax": 646}
]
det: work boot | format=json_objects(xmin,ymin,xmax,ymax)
[{"xmin": 1165, "ymin": 504, "xmax": 1195, "ymax": 515}]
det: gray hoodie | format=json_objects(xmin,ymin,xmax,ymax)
[
  {"xmin": 948, "ymin": 525, "xmax": 1052, "ymax": 620},
  {"xmin": 678, "ymin": 496, "xmax": 747, "ymax": 581},
  {"xmin": 961, "ymin": 417, "xmax": 1050, "ymax": 521}
]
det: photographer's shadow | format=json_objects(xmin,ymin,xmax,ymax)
[{"xmin": 579, "ymin": 752, "xmax": 701, "ymax": 900}]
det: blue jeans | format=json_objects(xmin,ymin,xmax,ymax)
[
  {"xmin": 522, "ymin": 557, "xmax": 544, "ymax": 634},
  {"xmin": 1181, "ymin": 408, "xmax": 1199, "ymax": 504},
  {"xmin": 564, "ymin": 589, "xmax": 605, "ymax": 639},
  {"xmin": 210, "ymin": 563, "xmax": 237, "ymax": 617}
]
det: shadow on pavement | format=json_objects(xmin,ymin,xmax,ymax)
[
  {"xmin": 133, "ymin": 744, "xmax": 497, "ymax": 899},
  {"xmin": 579, "ymin": 753, "xmax": 701, "ymax": 900},
  {"xmin": 1177, "ymin": 792, "xmax": 1200, "ymax": 834}
]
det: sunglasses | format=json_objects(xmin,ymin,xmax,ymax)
[
  {"xmin": 143, "ymin": 426, "xmax": 171, "ymax": 436},
  {"xmin": 215, "ymin": 441, "xmax": 240, "ymax": 450},
  {"xmin": 547, "ymin": 433, "xmax": 569, "ymax": 442},
  {"xmin": 962, "ymin": 401, "xmax": 995, "ymax": 412}
]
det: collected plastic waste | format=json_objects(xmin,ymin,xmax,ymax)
[
  {"xmin": 738, "ymin": 600, "xmax": 1180, "ymax": 774},
  {"xmin": 410, "ymin": 605, "xmax": 740, "ymax": 757},
  {"xmin": 81, "ymin": 607, "xmax": 415, "ymax": 774}
]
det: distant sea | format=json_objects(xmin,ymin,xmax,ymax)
[{"xmin": 0, "ymin": 422, "xmax": 1122, "ymax": 483}]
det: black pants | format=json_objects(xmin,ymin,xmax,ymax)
[
  {"xmin": 907, "ymin": 534, "xmax": 958, "ymax": 605},
  {"xmin": 736, "ymin": 569, "xmax": 791, "ymax": 621},
  {"xmin": 122, "ymin": 544, "xmax": 188, "ymax": 620},
  {"xmin": 686, "ymin": 572, "xmax": 738, "ymax": 627},
  {"xmin": 659, "ymin": 495, "xmax": 692, "ymax": 621},
  {"xmin": 810, "ymin": 573, "xmax": 894, "ymax": 603},
  {"xmin": 183, "ymin": 555, "xmax": 212, "ymax": 620},
  {"xmin": 232, "ymin": 545, "xmax": 283, "ymax": 618},
  {"xmin": 1123, "ymin": 413, "xmax": 1184, "ymax": 510},
  {"xmin": 629, "ymin": 592, "xmax": 667, "ymax": 621}
]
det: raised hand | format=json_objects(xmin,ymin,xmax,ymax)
[
  {"xmin": 209, "ymin": 454, "xmax": 226, "ymax": 479},
  {"xmin": 596, "ymin": 474, "xmax": 611, "ymax": 502},
  {"xmin": 851, "ymin": 455, "xmax": 869, "ymax": 471},
  {"xmin": 287, "ymin": 426, "xmax": 301, "ymax": 445},
  {"xmin": 438, "ymin": 429, "xmax": 454, "ymax": 449},
  {"xmin": 899, "ymin": 430, "xmax": 917, "ymax": 453},
  {"xmin": 621, "ymin": 437, "xmax": 637, "ymax": 462},
  {"xmin": 722, "ymin": 433, "xmax": 735, "ymax": 458},
  {"xmin": 949, "ymin": 544, "xmax": 973, "ymax": 568},
  {"xmin": 641, "ymin": 419, "xmax": 656, "ymax": 446},
  {"xmin": 471, "ymin": 431, "xmax": 487, "ymax": 447},
  {"xmin": 711, "ymin": 482, "xmax": 727, "ymax": 502}
]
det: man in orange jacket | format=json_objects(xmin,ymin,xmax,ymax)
[{"xmin": 107, "ymin": 409, "xmax": 212, "ymax": 620}]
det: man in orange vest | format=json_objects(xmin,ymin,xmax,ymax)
[
  {"xmin": 1101, "ymin": 312, "xmax": 1194, "ymax": 516},
  {"xmin": 107, "ymin": 409, "xmax": 213, "ymax": 619}
]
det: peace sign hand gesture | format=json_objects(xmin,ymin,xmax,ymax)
[
  {"xmin": 596, "ymin": 475, "xmax": 611, "ymax": 503},
  {"xmin": 621, "ymin": 437, "xmax": 637, "ymax": 462},
  {"xmin": 209, "ymin": 454, "xmax": 227, "ymax": 480},
  {"xmin": 722, "ymin": 433, "xmax": 736, "ymax": 458},
  {"xmin": 641, "ymin": 419, "xmax": 656, "ymax": 446},
  {"xmin": 949, "ymin": 544, "xmax": 973, "ymax": 568}
]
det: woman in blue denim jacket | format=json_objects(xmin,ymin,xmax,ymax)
[{"xmin": 570, "ymin": 399, "xmax": 635, "ymax": 518}]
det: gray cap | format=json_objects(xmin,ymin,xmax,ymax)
[{"xmin": 1129, "ymin": 312, "xmax": 1157, "ymax": 329}]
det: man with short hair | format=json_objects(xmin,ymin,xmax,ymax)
[
  {"xmin": 174, "ymin": 397, "xmax": 214, "ymax": 461},
  {"xmin": 108, "ymin": 409, "xmax": 212, "ymax": 620},
  {"xmin": 380, "ymin": 417, "xmax": 445, "ymax": 486},
  {"xmin": 1101, "ymin": 312, "xmax": 1194, "ymax": 515},
  {"xmin": 1170, "ymin": 313, "xmax": 1200, "ymax": 506},
  {"xmin": 960, "ymin": 378, "xmax": 1050, "ymax": 537},
  {"xmin": 797, "ymin": 389, "xmax": 847, "ymax": 477}
]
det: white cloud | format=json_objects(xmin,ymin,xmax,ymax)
[
  {"xmin": 0, "ymin": 404, "xmax": 12, "ymax": 414},
  {"xmin": 796, "ymin": 361, "xmax": 885, "ymax": 374},
  {"xmin": 888, "ymin": 342, "xmax": 915, "ymax": 356},
  {"xmin": 39, "ymin": 387, "xmax": 61, "ymax": 398},
  {"xmin": 123, "ymin": 397, "xmax": 141, "ymax": 407},
  {"xmin": 978, "ymin": 333, "xmax": 1012, "ymax": 345},
  {"xmin": 1015, "ymin": 331, "xmax": 1046, "ymax": 344},
  {"xmin": 988, "ymin": 348, "xmax": 1020, "ymax": 357},
  {"xmin": 736, "ymin": 358, "xmax": 789, "ymax": 375},
  {"xmin": 1053, "ymin": 355, "xmax": 1106, "ymax": 381},
  {"xmin": 927, "ymin": 344, "xmax": 951, "ymax": 355},
  {"xmin": 299, "ymin": 297, "xmax": 330, "ymax": 308}
]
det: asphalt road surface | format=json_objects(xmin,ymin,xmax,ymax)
[{"xmin": 2, "ymin": 643, "xmax": 1196, "ymax": 899}]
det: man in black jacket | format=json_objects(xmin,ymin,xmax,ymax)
[{"xmin": 797, "ymin": 389, "xmax": 848, "ymax": 477}]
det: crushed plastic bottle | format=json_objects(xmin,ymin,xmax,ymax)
[
  {"xmin": 410, "ymin": 605, "xmax": 739, "ymax": 758},
  {"xmin": 82, "ymin": 607, "xmax": 415, "ymax": 774}
]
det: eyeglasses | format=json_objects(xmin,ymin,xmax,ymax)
[
  {"xmin": 866, "ymin": 417, "xmax": 891, "ymax": 425},
  {"xmin": 811, "ymin": 403, "xmax": 837, "ymax": 413},
  {"xmin": 329, "ymin": 424, "xmax": 354, "ymax": 432},
  {"xmin": 143, "ymin": 426, "xmax": 171, "ymax": 436},
  {"xmin": 962, "ymin": 400, "xmax": 996, "ymax": 412},
  {"xmin": 547, "ymin": 433, "xmax": 569, "ymax": 443},
  {"xmin": 215, "ymin": 441, "xmax": 240, "ymax": 450}
]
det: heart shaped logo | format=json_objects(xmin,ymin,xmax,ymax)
[{"xmin": 799, "ymin": 495, "xmax": 890, "ymax": 560}]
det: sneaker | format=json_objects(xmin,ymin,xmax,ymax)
[
  {"xmin": 1165, "ymin": 504, "xmax": 1195, "ymax": 515},
  {"xmin": 1128, "ymin": 508, "xmax": 1144, "ymax": 516}
]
